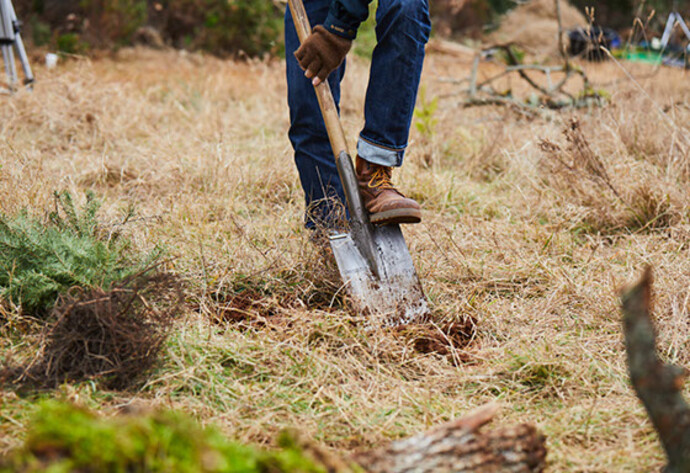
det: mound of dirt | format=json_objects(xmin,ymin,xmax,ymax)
[
  {"xmin": 490, "ymin": 0, "xmax": 587, "ymax": 58},
  {"xmin": 393, "ymin": 317, "xmax": 477, "ymax": 360}
]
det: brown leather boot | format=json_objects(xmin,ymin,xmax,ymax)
[{"xmin": 355, "ymin": 156, "xmax": 421, "ymax": 225}]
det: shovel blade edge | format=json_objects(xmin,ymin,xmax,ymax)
[{"xmin": 330, "ymin": 225, "xmax": 428, "ymax": 326}]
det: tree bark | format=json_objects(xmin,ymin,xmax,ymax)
[
  {"xmin": 353, "ymin": 404, "xmax": 546, "ymax": 472},
  {"xmin": 622, "ymin": 268, "xmax": 690, "ymax": 473}
]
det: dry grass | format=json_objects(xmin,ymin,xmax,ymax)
[
  {"xmin": 538, "ymin": 117, "xmax": 687, "ymax": 233},
  {"xmin": 0, "ymin": 46, "xmax": 689, "ymax": 471}
]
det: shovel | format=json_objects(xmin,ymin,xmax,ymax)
[{"xmin": 288, "ymin": 0, "xmax": 430, "ymax": 326}]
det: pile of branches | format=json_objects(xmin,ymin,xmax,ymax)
[
  {"xmin": 461, "ymin": 43, "xmax": 602, "ymax": 115},
  {"xmin": 435, "ymin": 0, "xmax": 606, "ymax": 116}
]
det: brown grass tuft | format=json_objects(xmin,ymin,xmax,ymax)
[
  {"xmin": 200, "ymin": 238, "xmax": 346, "ymax": 329},
  {"xmin": 538, "ymin": 118, "xmax": 686, "ymax": 233}
]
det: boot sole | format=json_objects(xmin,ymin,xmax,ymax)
[{"xmin": 370, "ymin": 208, "xmax": 422, "ymax": 225}]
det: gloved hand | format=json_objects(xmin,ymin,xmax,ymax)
[{"xmin": 295, "ymin": 25, "xmax": 352, "ymax": 86}]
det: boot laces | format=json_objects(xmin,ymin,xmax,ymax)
[{"xmin": 368, "ymin": 166, "xmax": 394, "ymax": 189}]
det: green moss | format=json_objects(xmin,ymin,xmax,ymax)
[{"xmin": 1, "ymin": 401, "xmax": 330, "ymax": 473}]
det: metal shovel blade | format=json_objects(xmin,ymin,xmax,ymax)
[{"xmin": 330, "ymin": 224, "xmax": 429, "ymax": 326}]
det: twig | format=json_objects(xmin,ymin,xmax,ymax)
[
  {"xmin": 461, "ymin": 97, "xmax": 542, "ymax": 119},
  {"xmin": 505, "ymin": 65, "xmax": 568, "ymax": 73},
  {"xmin": 476, "ymin": 69, "xmax": 511, "ymax": 89},
  {"xmin": 503, "ymin": 46, "xmax": 553, "ymax": 97},
  {"xmin": 434, "ymin": 77, "xmax": 470, "ymax": 85},
  {"xmin": 554, "ymin": 0, "xmax": 570, "ymax": 71},
  {"xmin": 469, "ymin": 53, "xmax": 480, "ymax": 98}
]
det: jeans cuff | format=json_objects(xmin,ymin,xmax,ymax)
[{"xmin": 357, "ymin": 137, "xmax": 403, "ymax": 167}]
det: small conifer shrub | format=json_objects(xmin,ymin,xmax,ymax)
[{"xmin": 0, "ymin": 191, "xmax": 161, "ymax": 317}]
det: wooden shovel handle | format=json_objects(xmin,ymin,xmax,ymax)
[{"xmin": 287, "ymin": 0, "xmax": 349, "ymax": 159}]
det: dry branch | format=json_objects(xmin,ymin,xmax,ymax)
[
  {"xmin": 353, "ymin": 404, "xmax": 546, "ymax": 472},
  {"xmin": 445, "ymin": 0, "xmax": 600, "ymax": 113},
  {"xmin": 622, "ymin": 269, "xmax": 690, "ymax": 472},
  {"xmin": 553, "ymin": 0, "xmax": 570, "ymax": 70},
  {"xmin": 450, "ymin": 41, "xmax": 597, "ymax": 112}
]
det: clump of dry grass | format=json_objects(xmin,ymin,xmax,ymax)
[
  {"xmin": 196, "ymin": 227, "xmax": 347, "ymax": 328},
  {"xmin": 538, "ymin": 117, "xmax": 687, "ymax": 233},
  {"xmin": 431, "ymin": 125, "xmax": 508, "ymax": 182}
]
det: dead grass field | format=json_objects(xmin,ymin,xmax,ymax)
[{"xmin": 0, "ymin": 46, "xmax": 689, "ymax": 471}]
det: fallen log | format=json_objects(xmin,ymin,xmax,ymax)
[
  {"xmin": 290, "ymin": 404, "xmax": 546, "ymax": 473},
  {"xmin": 293, "ymin": 403, "xmax": 547, "ymax": 472},
  {"xmin": 350, "ymin": 404, "xmax": 546, "ymax": 472},
  {"xmin": 3, "ymin": 400, "xmax": 547, "ymax": 473},
  {"xmin": 622, "ymin": 268, "xmax": 690, "ymax": 472}
]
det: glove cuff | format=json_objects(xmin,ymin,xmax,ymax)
[{"xmin": 313, "ymin": 25, "xmax": 352, "ymax": 57}]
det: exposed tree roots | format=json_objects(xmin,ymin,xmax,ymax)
[{"xmin": 5, "ymin": 272, "xmax": 181, "ymax": 390}]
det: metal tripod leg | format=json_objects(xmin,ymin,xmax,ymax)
[
  {"xmin": 5, "ymin": 0, "xmax": 32, "ymax": 86},
  {"xmin": 1, "ymin": 44, "xmax": 16, "ymax": 89},
  {"xmin": 0, "ymin": 0, "xmax": 32, "ymax": 91},
  {"xmin": 13, "ymin": 29, "xmax": 33, "ymax": 86}
]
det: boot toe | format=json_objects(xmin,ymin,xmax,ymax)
[
  {"xmin": 370, "ymin": 198, "xmax": 422, "ymax": 225},
  {"xmin": 370, "ymin": 207, "xmax": 421, "ymax": 225}
]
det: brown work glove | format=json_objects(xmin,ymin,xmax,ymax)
[{"xmin": 295, "ymin": 25, "xmax": 352, "ymax": 85}]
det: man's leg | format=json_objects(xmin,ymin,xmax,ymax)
[
  {"xmin": 356, "ymin": 0, "xmax": 431, "ymax": 224},
  {"xmin": 286, "ymin": 1, "xmax": 347, "ymax": 230}
]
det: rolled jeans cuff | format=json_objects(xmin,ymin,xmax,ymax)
[{"xmin": 357, "ymin": 136, "xmax": 403, "ymax": 167}]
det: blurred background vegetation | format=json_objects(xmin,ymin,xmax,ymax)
[
  {"xmin": 433, "ymin": 0, "xmax": 690, "ymax": 38},
  {"xmin": 16, "ymin": 0, "xmax": 285, "ymax": 56},
  {"xmin": 13, "ymin": 0, "xmax": 690, "ymax": 57}
]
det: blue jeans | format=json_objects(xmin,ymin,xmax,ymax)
[{"xmin": 285, "ymin": 0, "xmax": 431, "ymax": 228}]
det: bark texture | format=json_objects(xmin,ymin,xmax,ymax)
[
  {"xmin": 622, "ymin": 268, "xmax": 690, "ymax": 473},
  {"xmin": 353, "ymin": 404, "xmax": 546, "ymax": 472}
]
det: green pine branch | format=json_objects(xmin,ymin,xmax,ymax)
[{"xmin": 0, "ymin": 191, "xmax": 162, "ymax": 317}]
